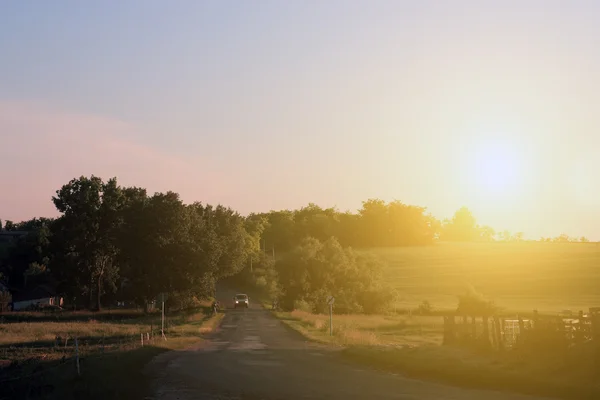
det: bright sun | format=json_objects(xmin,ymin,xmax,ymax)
[{"xmin": 471, "ymin": 140, "xmax": 521, "ymax": 197}]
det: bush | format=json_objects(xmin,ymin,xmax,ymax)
[
  {"xmin": 418, "ymin": 300, "xmax": 432, "ymax": 315},
  {"xmin": 293, "ymin": 299, "xmax": 313, "ymax": 313},
  {"xmin": 276, "ymin": 237, "xmax": 388, "ymax": 315},
  {"xmin": 457, "ymin": 287, "xmax": 496, "ymax": 316}
]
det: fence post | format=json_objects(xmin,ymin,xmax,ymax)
[
  {"xmin": 482, "ymin": 316, "xmax": 490, "ymax": 348},
  {"xmin": 75, "ymin": 337, "xmax": 80, "ymax": 376},
  {"xmin": 532, "ymin": 309, "xmax": 539, "ymax": 328},
  {"xmin": 590, "ymin": 307, "xmax": 600, "ymax": 370},
  {"xmin": 141, "ymin": 333, "xmax": 144, "ymax": 347},
  {"xmin": 490, "ymin": 318, "xmax": 497, "ymax": 349},
  {"xmin": 161, "ymin": 299, "xmax": 165, "ymax": 340},
  {"xmin": 494, "ymin": 316, "xmax": 503, "ymax": 351},
  {"xmin": 443, "ymin": 315, "xmax": 456, "ymax": 345}
]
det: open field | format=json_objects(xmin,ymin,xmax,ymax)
[
  {"xmin": 367, "ymin": 241, "xmax": 600, "ymax": 313},
  {"xmin": 0, "ymin": 306, "xmax": 223, "ymax": 400},
  {"xmin": 276, "ymin": 309, "xmax": 600, "ymax": 399}
]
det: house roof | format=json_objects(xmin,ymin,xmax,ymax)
[
  {"xmin": 0, "ymin": 231, "xmax": 28, "ymax": 237},
  {"xmin": 0, "ymin": 231, "xmax": 28, "ymax": 243},
  {"xmin": 12, "ymin": 285, "xmax": 58, "ymax": 302}
]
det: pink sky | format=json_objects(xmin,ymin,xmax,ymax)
[{"xmin": 0, "ymin": 101, "xmax": 233, "ymax": 221}]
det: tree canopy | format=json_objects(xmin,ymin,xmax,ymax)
[{"xmin": 1, "ymin": 175, "xmax": 591, "ymax": 312}]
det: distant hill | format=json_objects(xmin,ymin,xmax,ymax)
[{"xmin": 365, "ymin": 241, "xmax": 600, "ymax": 314}]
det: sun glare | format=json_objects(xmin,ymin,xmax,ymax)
[{"xmin": 469, "ymin": 140, "xmax": 522, "ymax": 198}]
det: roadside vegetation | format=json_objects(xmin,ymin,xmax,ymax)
[
  {"xmin": 0, "ymin": 304, "xmax": 222, "ymax": 400},
  {"xmin": 275, "ymin": 304, "xmax": 599, "ymax": 400}
]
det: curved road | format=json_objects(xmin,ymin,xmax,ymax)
[{"xmin": 148, "ymin": 292, "xmax": 550, "ymax": 400}]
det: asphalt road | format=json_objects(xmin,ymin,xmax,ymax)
[{"xmin": 148, "ymin": 292, "xmax": 550, "ymax": 400}]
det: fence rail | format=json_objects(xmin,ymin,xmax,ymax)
[{"xmin": 443, "ymin": 307, "xmax": 600, "ymax": 354}]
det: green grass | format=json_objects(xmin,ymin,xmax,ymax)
[
  {"xmin": 367, "ymin": 241, "xmax": 600, "ymax": 313},
  {"xmin": 0, "ymin": 306, "xmax": 223, "ymax": 400}
]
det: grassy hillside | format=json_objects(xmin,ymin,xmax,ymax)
[{"xmin": 366, "ymin": 241, "xmax": 600, "ymax": 313}]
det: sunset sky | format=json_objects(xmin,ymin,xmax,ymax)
[{"xmin": 1, "ymin": 1, "xmax": 600, "ymax": 240}]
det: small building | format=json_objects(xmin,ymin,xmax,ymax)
[
  {"xmin": 0, "ymin": 231, "xmax": 28, "ymax": 243},
  {"xmin": 11, "ymin": 285, "xmax": 63, "ymax": 311}
]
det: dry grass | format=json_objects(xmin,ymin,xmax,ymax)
[
  {"xmin": 0, "ymin": 307, "xmax": 223, "ymax": 400},
  {"xmin": 280, "ymin": 310, "xmax": 443, "ymax": 347},
  {"xmin": 368, "ymin": 241, "xmax": 600, "ymax": 313}
]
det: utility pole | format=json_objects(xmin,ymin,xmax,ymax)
[{"xmin": 161, "ymin": 294, "xmax": 167, "ymax": 341}]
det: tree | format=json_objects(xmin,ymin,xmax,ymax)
[
  {"xmin": 479, "ymin": 225, "xmax": 495, "ymax": 241},
  {"xmin": 261, "ymin": 210, "xmax": 297, "ymax": 253},
  {"xmin": 0, "ymin": 219, "xmax": 53, "ymax": 289},
  {"xmin": 120, "ymin": 191, "xmax": 194, "ymax": 309},
  {"xmin": 276, "ymin": 237, "xmax": 390, "ymax": 313},
  {"xmin": 498, "ymin": 230, "xmax": 512, "ymax": 242},
  {"xmin": 442, "ymin": 207, "xmax": 478, "ymax": 241},
  {"xmin": 358, "ymin": 199, "xmax": 390, "ymax": 246},
  {"xmin": 52, "ymin": 176, "xmax": 125, "ymax": 310},
  {"xmin": 553, "ymin": 234, "xmax": 571, "ymax": 243},
  {"xmin": 513, "ymin": 232, "xmax": 524, "ymax": 242}
]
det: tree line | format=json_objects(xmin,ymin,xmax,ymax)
[
  {"xmin": 1, "ymin": 176, "xmax": 256, "ymax": 311},
  {"xmin": 0, "ymin": 175, "xmax": 591, "ymax": 312}
]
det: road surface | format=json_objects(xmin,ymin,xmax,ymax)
[{"xmin": 147, "ymin": 293, "xmax": 550, "ymax": 400}]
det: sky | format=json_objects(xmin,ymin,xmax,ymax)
[{"xmin": 1, "ymin": 1, "xmax": 600, "ymax": 240}]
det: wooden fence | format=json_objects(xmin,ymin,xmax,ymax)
[{"xmin": 443, "ymin": 307, "xmax": 600, "ymax": 353}]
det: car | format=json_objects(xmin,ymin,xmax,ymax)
[{"xmin": 233, "ymin": 293, "xmax": 249, "ymax": 308}]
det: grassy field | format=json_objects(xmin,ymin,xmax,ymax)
[
  {"xmin": 368, "ymin": 241, "xmax": 600, "ymax": 313},
  {"xmin": 276, "ymin": 310, "xmax": 443, "ymax": 347},
  {"xmin": 276, "ymin": 309, "xmax": 599, "ymax": 399},
  {"xmin": 269, "ymin": 242, "xmax": 600, "ymax": 399},
  {"xmin": 0, "ymin": 306, "xmax": 222, "ymax": 400}
]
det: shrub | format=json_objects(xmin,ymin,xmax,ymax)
[
  {"xmin": 293, "ymin": 299, "xmax": 313, "ymax": 313},
  {"xmin": 418, "ymin": 300, "xmax": 432, "ymax": 315}
]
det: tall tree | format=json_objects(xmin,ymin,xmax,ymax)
[
  {"xmin": 52, "ymin": 176, "xmax": 125, "ymax": 310},
  {"xmin": 442, "ymin": 207, "xmax": 478, "ymax": 241}
]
